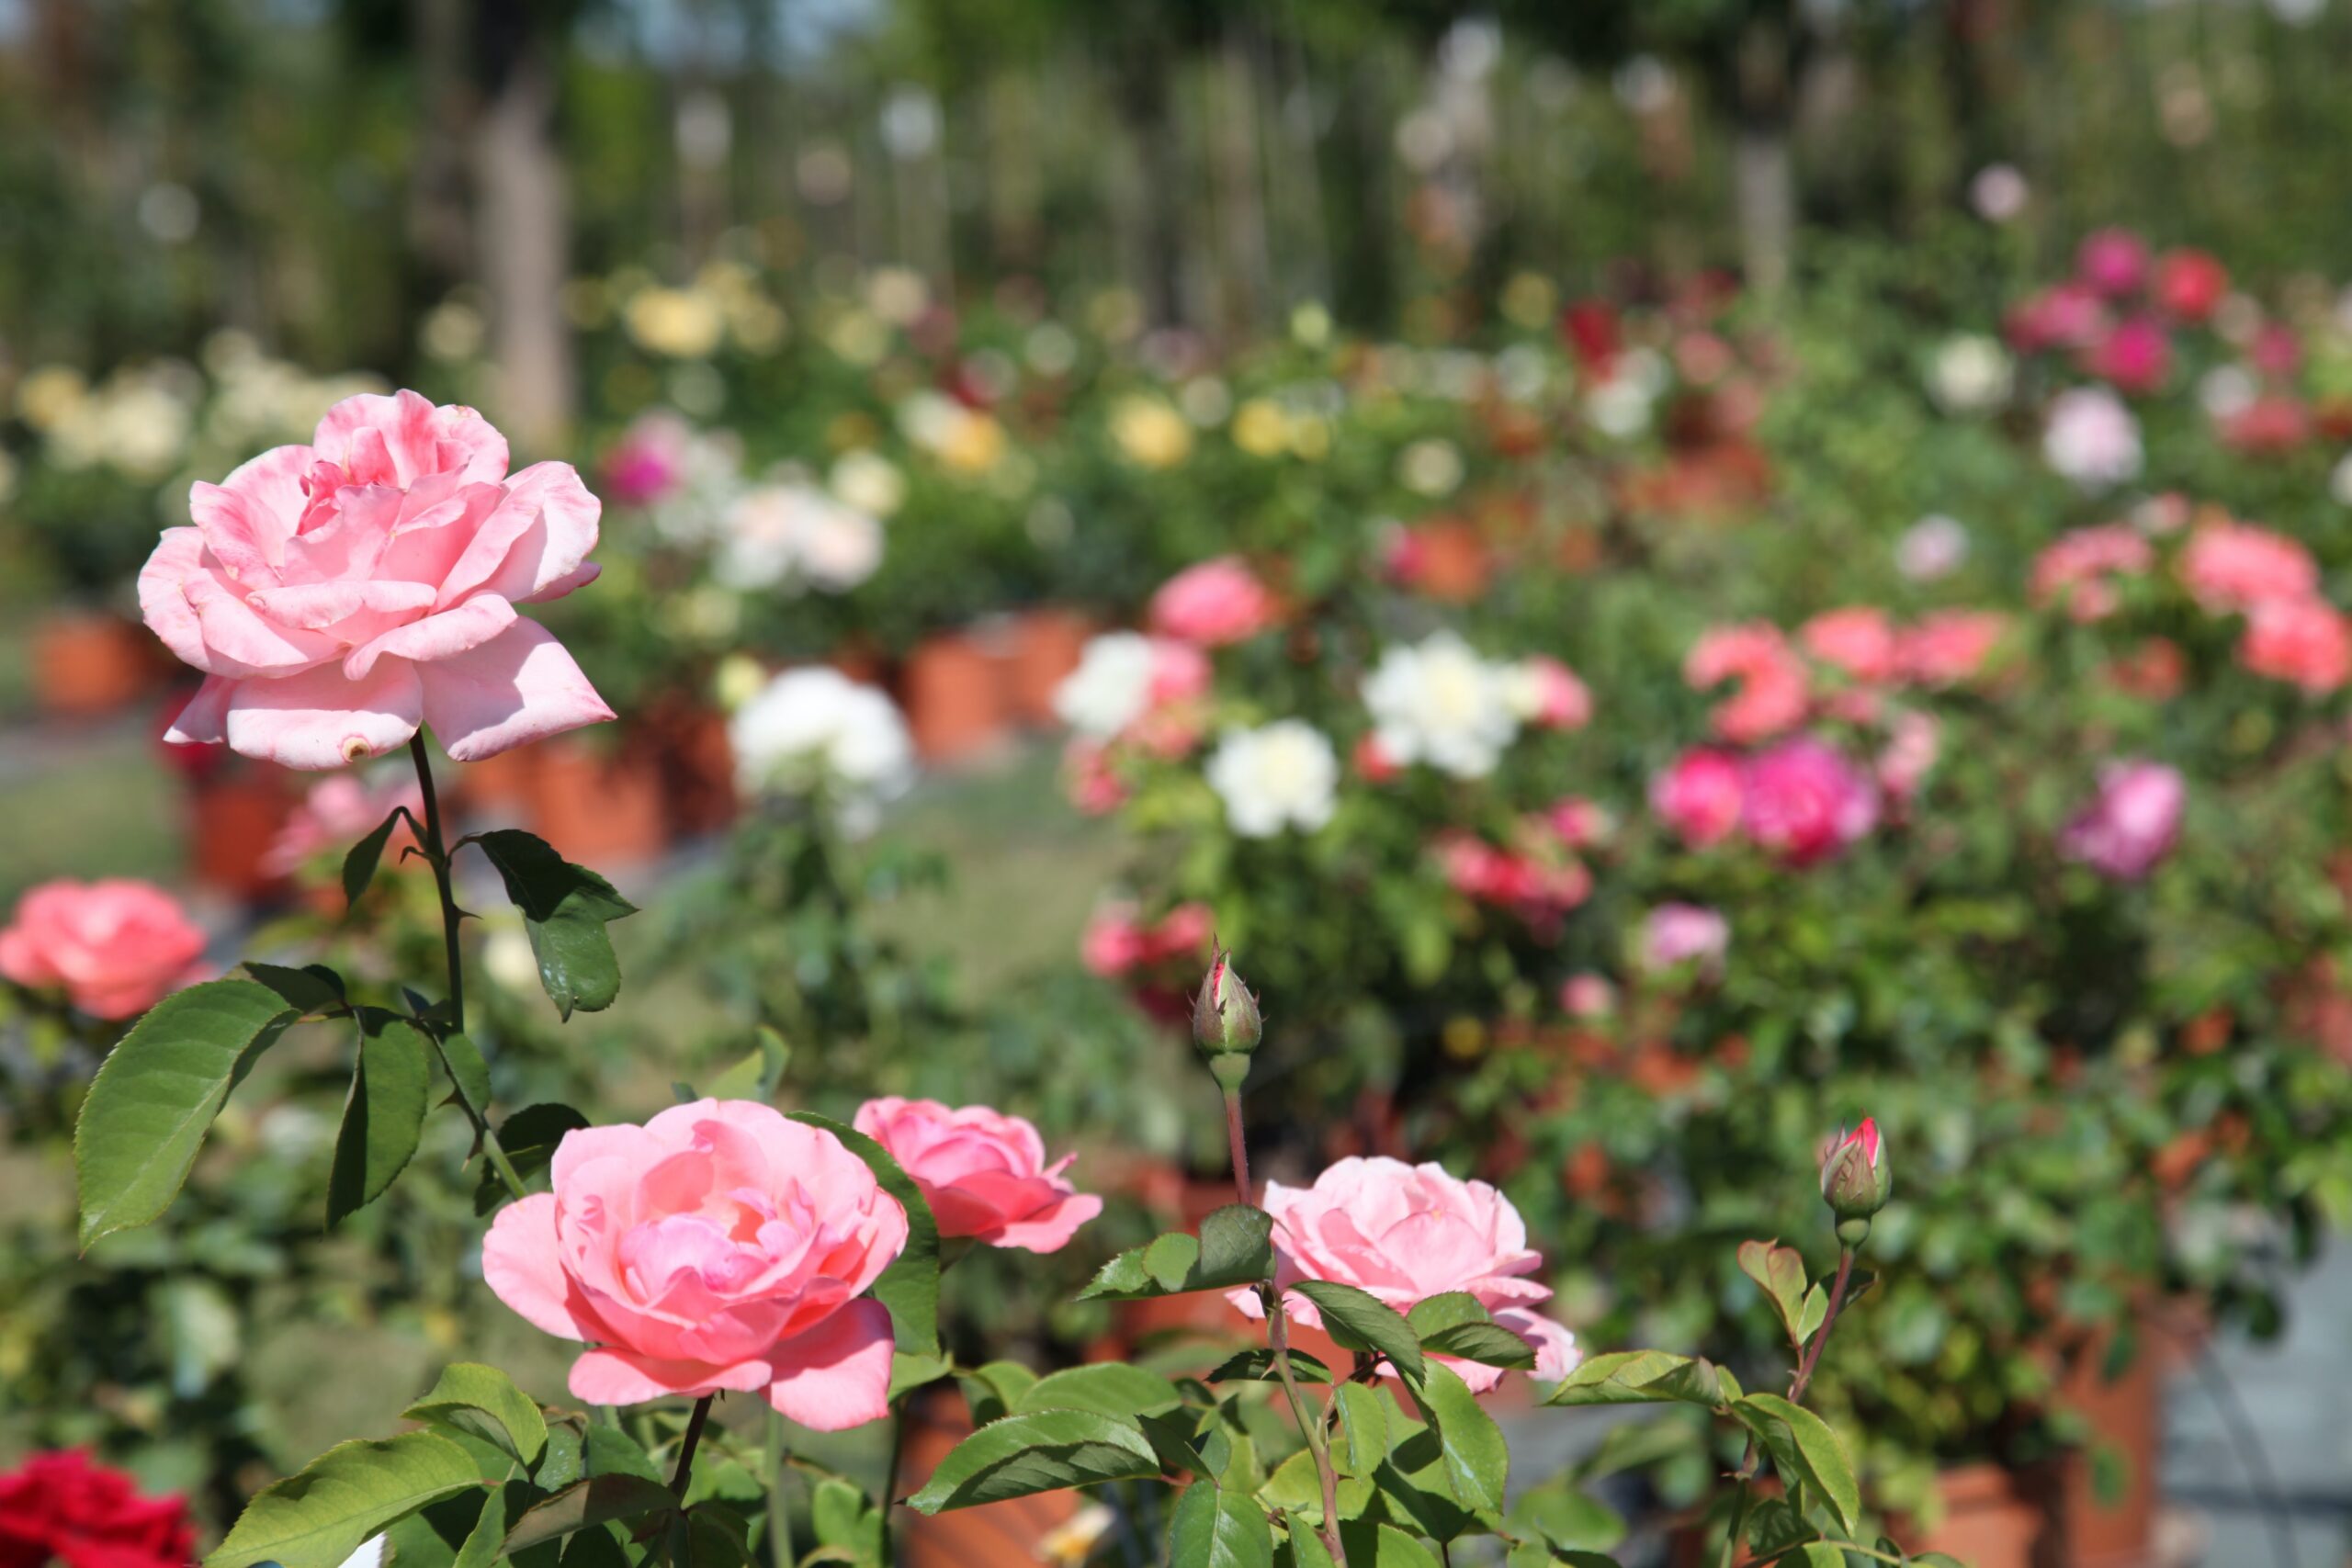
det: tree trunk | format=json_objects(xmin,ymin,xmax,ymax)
[
  {"xmin": 1734, "ymin": 18, "xmax": 1797, "ymax": 298},
  {"xmin": 475, "ymin": 6, "xmax": 572, "ymax": 452}
]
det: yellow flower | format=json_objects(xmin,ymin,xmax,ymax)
[
  {"xmin": 625, "ymin": 287, "xmax": 726, "ymax": 359},
  {"xmin": 1231, "ymin": 398, "xmax": 1290, "ymax": 457},
  {"xmin": 940, "ymin": 410, "xmax": 1007, "ymax": 474},
  {"xmin": 17, "ymin": 366, "xmax": 87, "ymax": 431},
  {"xmin": 1502, "ymin": 270, "xmax": 1558, "ymax": 330},
  {"xmin": 1110, "ymin": 395, "xmax": 1193, "ymax": 468}
]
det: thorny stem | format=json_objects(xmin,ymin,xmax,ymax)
[
  {"xmin": 1787, "ymin": 1247, "xmax": 1857, "ymax": 1408},
  {"xmin": 1224, "ymin": 1086, "xmax": 1345, "ymax": 1565},
  {"xmin": 671, "ymin": 1393, "xmax": 715, "ymax": 1499},
  {"xmin": 405, "ymin": 736, "xmax": 528, "ymax": 1201},
  {"xmin": 880, "ymin": 1404, "xmax": 907, "ymax": 1566},
  {"xmin": 1724, "ymin": 1244, "xmax": 1864, "ymax": 1562}
]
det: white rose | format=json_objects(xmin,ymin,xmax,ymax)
[
  {"xmin": 1927, "ymin": 335, "xmax": 2013, "ymax": 414},
  {"xmin": 1362, "ymin": 631, "xmax": 1521, "ymax": 780},
  {"xmin": 2042, "ymin": 387, "xmax": 2143, "ymax": 491},
  {"xmin": 1055, "ymin": 632, "xmax": 1157, "ymax": 739},
  {"xmin": 1206, "ymin": 720, "xmax": 1339, "ymax": 838}
]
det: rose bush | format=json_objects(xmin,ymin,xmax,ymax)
[{"xmin": 854, "ymin": 1096, "xmax": 1102, "ymax": 1252}]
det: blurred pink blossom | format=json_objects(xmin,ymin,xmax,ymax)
[{"xmin": 2060, "ymin": 761, "xmax": 2185, "ymax": 881}]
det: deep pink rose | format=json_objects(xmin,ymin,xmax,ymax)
[
  {"xmin": 1799, "ymin": 608, "xmax": 1898, "ymax": 685},
  {"xmin": 1685, "ymin": 623, "xmax": 1808, "ymax": 743},
  {"xmin": 1640, "ymin": 903, "xmax": 1729, "ymax": 976},
  {"xmin": 2060, "ymin": 761, "xmax": 2185, "ymax": 881},
  {"xmin": 2076, "ymin": 228, "xmax": 2150, "ymax": 297},
  {"xmin": 0, "ymin": 879, "xmax": 205, "ymax": 1020},
  {"xmin": 1739, "ymin": 738, "xmax": 1880, "ymax": 866},
  {"xmin": 1227, "ymin": 1157, "xmax": 1577, "ymax": 1394},
  {"xmin": 1080, "ymin": 902, "xmax": 1150, "ymax": 976},
  {"xmin": 601, "ymin": 411, "xmax": 694, "ymax": 507},
  {"xmin": 1651, "ymin": 748, "xmax": 1745, "ymax": 847},
  {"xmin": 2180, "ymin": 521, "xmax": 2318, "ymax": 613},
  {"xmin": 1896, "ymin": 611, "xmax": 2007, "ymax": 686},
  {"xmin": 481, "ymin": 1099, "xmax": 908, "ymax": 1429},
  {"xmin": 854, "ymin": 1098, "xmax": 1102, "ymax": 1253},
  {"xmin": 2031, "ymin": 525, "xmax": 2153, "ymax": 622},
  {"xmin": 2085, "ymin": 317, "xmax": 2171, "ymax": 395},
  {"xmin": 1148, "ymin": 557, "xmax": 1275, "ymax": 647},
  {"xmin": 2240, "ymin": 598, "xmax": 2352, "ymax": 693},
  {"xmin": 141, "ymin": 390, "xmax": 613, "ymax": 770},
  {"xmin": 0, "ymin": 1450, "xmax": 195, "ymax": 1568},
  {"xmin": 2154, "ymin": 250, "xmax": 2227, "ymax": 321}
]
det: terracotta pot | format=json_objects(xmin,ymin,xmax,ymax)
[
  {"xmin": 1003, "ymin": 607, "xmax": 1094, "ymax": 727},
  {"xmin": 2051, "ymin": 1331, "xmax": 2162, "ymax": 1568},
  {"xmin": 524, "ymin": 739, "xmax": 668, "ymax": 866},
  {"xmin": 33, "ymin": 611, "xmax": 158, "ymax": 718},
  {"xmin": 902, "ymin": 630, "xmax": 1011, "ymax": 764},
  {"xmin": 188, "ymin": 770, "xmax": 299, "ymax": 900},
  {"xmin": 455, "ymin": 746, "xmax": 539, "ymax": 818},
  {"xmin": 640, "ymin": 697, "xmax": 739, "ymax": 839},
  {"xmin": 1906, "ymin": 1464, "xmax": 2052, "ymax": 1568},
  {"xmin": 899, "ymin": 1385, "xmax": 1080, "ymax": 1568}
]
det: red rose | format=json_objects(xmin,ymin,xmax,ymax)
[{"xmin": 0, "ymin": 1450, "xmax": 196, "ymax": 1568}]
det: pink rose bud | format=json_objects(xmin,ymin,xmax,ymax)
[
  {"xmin": 1652, "ymin": 747, "xmax": 1746, "ymax": 848},
  {"xmin": 2059, "ymin": 760, "xmax": 2185, "ymax": 882},
  {"xmin": 141, "ymin": 390, "xmax": 613, "ymax": 770},
  {"xmin": 854, "ymin": 1098, "xmax": 1103, "ymax": 1254},
  {"xmin": 1193, "ymin": 948, "xmax": 1262, "ymax": 1085},
  {"xmin": 481, "ymin": 1100, "xmax": 908, "ymax": 1429},
  {"xmin": 0, "ymin": 879, "xmax": 207, "ymax": 1020},
  {"xmin": 1226, "ymin": 1156, "xmax": 1579, "ymax": 1393},
  {"xmin": 1820, "ymin": 1118, "xmax": 1892, "ymax": 1241}
]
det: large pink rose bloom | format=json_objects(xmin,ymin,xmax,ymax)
[
  {"xmin": 1651, "ymin": 747, "xmax": 1745, "ymax": 847},
  {"xmin": 2180, "ymin": 521, "xmax": 2319, "ymax": 615},
  {"xmin": 141, "ymin": 390, "xmax": 614, "ymax": 770},
  {"xmin": 1148, "ymin": 557, "xmax": 1276, "ymax": 647},
  {"xmin": 1229, "ymin": 1158, "xmax": 1577, "ymax": 1394},
  {"xmin": 854, "ymin": 1098, "xmax": 1102, "ymax": 1254},
  {"xmin": 0, "ymin": 879, "xmax": 205, "ymax": 1020},
  {"xmin": 481, "ymin": 1100, "xmax": 908, "ymax": 1430},
  {"xmin": 1739, "ymin": 737, "xmax": 1881, "ymax": 866}
]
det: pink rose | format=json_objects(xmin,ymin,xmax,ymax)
[
  {"xmin": 2059, "ymin": 761, "xmax": 2185, "ymax": 882},
  {"xmin": 262, "ymin": 774, "xmax": 424, "ymax": 877},
  {"xmin": 1560, "ymin": 974, "xmax": 1617, "ymax": 1020},
  {"xmin": 2240, "ymin": 598, "xmax": 2352, "ymax": 693},
  {"xmin": 2076, "ymin": 228, "xmax": 2150, "ymax": 297},
  {"xmin": 1544, "ymin": 796, "xmax": 1615, "ymax": 850},
  {"xmin": 2006, "ymin": 283, "xmax": 2108, "ymax": 354},
  {"xmin": 1062, "ymin": 740, "xmax": 1128, "ymax": 816},
  {"xmin": 1651, "ymin": 748, "xmax": 1746, "ymax": 847},
  {"xmin": 1148, "ymin": 557, "xmax": 1276, "ymax": 647},
  {"xmin": 1875, "ymin": 710, "xmax": 1941, "ymax": 804},
  {"xmin": 1516, "ymin": 657, "xmax": 1594, "ymax": 730},
  {"xmin": 1685, "ymin": 623, "xmax": 1808, "ymax": 744},
  {"xmin": 1739, "ymin": 738, "xmax": 1881, "ymax": 866},
  {"xmin": 1640, "ymin": 903, "xmax": 1729, "ymax": 976},
  {"xmin": 853, "ymin": 1098, "xmax": 1102, "ymax": 1253},
  {"xmin": 2180, "ymin": 521, "xmax": 2317, "ymax": 614},
  {"xmin": 601, "ymin": 412, "xmax": 693, "ymax": 507},
  {"xmin": 2218, "ymin": 395, "xmax": 2311, "ymax": 455},
  {"xmin": 1080, "ymin": 902, "xmax": 1150, "ymax": 976},
  {"xmin": 0, "ymin": 879, "xmax": 206, "ymax": 1020},
  {"xmin": 1896, "ymin": 611, "xmax": 2007, "ymax": 687},
  {"xmin": 1799, "ymin": 608, "xmax": 1898, "ymax": 685},
  {"xmin": 2031, "ymin": 525, "xmax": 2153, "ymax": 622},
  {"xmin": 2084, "ymin": 317, "xmax": 2170, "ymax": 395},
  {"xmin": 141, "ymin": 390, "xmax": 613, "ymax": 770},
  {"xmin": 481, "ymin": 1099, "xmax": 908, "ymax": 1429},
  {"xmin": 1227, "ymin": 1157, "xmax": 1577, "ymax": 1394},
  {"xmin": 2155, "ymin": 250, "xmax": 2227, "ymax": 321},
  {"xmin": 2250, "ymin": 323, "xmax": 2302, "ymax": 378}
]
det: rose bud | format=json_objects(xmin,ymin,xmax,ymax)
[
  {"xmin": 1819, "ymin": 1117, "xmax": 1892, "ymax": 1242},
  {"xmin": 1193, "ymin": 947, "xmax": 1262, "ymax": 1088}
]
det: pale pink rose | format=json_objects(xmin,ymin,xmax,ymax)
[
  {"xmin": 2180, "ymin": 522, "xmax": 2318, "ymax": 614},
  {"xmin": 1544, "ymin": 797, "xmax": 1615, "ymax": 850},
  {"xmin": 854, "ymin": 1098, "xmax": 1102, "ymax": 1253},
  {"xmin": 481, "ymin": 1099, "xmax": 908, "ymax": 1429},
  {"xmin": 141, "ymin": 390, "xmax": 613, "ymax": 770},
  {"xmin": 1685, "ymin": 623, "xmax": 1808, "ymax": 744},
  {"xmin": 0, "ymin": 879, "xmax": 207, "ymax": 1020},
  {"xmin": 2007, "ymin": 283, "xmax": 2108, "ymax": 354},
  {"xmin": 2077, "ymin": 228, "xmax": 2151, "ymax": 298},
  {"xmin": 1876, "ymin": 711, "xmax": 1941, "ymax": 803},
  {"xmin": 1148, "ymin": 640, "xmax": 1214, "ymax": 706},
  {"xmin": 2031, "ymin": 525, "xmax": 2153, "ymax": 622},
  {"xmin": 1062, "ymin": 740, "xmax": 1128, "ymax": 816},
  {"xmin": 262, "ymin": 774, "xmax": 424, "ymax": 877},
  {"xmin": 601, "ymin": 412, "xmax": 693, "ymax": 507},
  {"xmin": 1651, "ymin": 748, "xmax": 1745, "ymax": 847},
  {"xmin": 1516, "ymin": 657, "xmax": 1593, "ymax": 730},
  {"xmin": 1799, "ymin": 608, "xmax": 1898, "ymax": 685},
  {"xmin": 1560, "ymin": 974, "xmax": 1617, "ymax": 1020},
  {"xmin": 1740, "ymin": 738, "xmax": 1880, "ymax": 866},
  {"xmin": 2250, "ymin": 323, "xmax": 2302, "ymax": 378},
  {"xmin": 2240, "ymin": 598, "xmax": 2352, "ymax": 693},
  {"xmin": 1352, "ymin": 732, "xmax": 1402, "ymax": 784},
  {"xmin": 2060, "ymin": 761, "xmax": 2185, "ymax": 881},
  {"xmin": 1896, "ymin": 611, "xmax": 2007, "ymax": 686},
  {"xmin": 1640, "ymin": 903, "xmax": 1729, "ymax": 976},
  {"xmin": 1148, "ymin": 557, "xmax": 1275, "ymax": 647},
  {"xmin": 1227, "ymin": 1157, "xmax": 1577, "ymax": 1394}
]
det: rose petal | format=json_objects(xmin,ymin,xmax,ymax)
[
  {"xmin": 1492, "ymin": 1307, "xmax": 1581, "ymax": 1382},
  {"xmin": 988, "ymin": 1191, "xmax": 1104, "ymax": 1254},
  {"xmin": 214, "ymin": 443, "xmax": 316, "ymax": 566},
  {"xmin": 344, "ymin": 594, "xmax": 516, "ymax": 681},
  {"xmin": 164, "ymin": 675, "xmax": 234, "ymax": 745},
  {"xmin": 140, "ymin": 529, "xmax": 224, "ymax": 674},
  {"xmin": 416, "ymin": 619, "xmax": 614, "ymax": 762},
  {"xmin": 763, "ymin": 1298, "xmax": 895, "ymax": 1431},
  {"xmin": 436, "ymin": 462, "xmax": 602, "ymax": 609},
  {"xmin": 180, "ymin": 569, "xmax": 341, "ymax": 678},
  {"xmin": 189, "ymin": 481, "xmax": 283, "ymax": 586},
  {"xmin": 568, "ymin": 1349, "xmax": 772, "ymax": 1407},
  {"xmin": 481, "ymin": 1194, "xmax": 594, "ymax": 1342},
  {"xmin": 248, "ymin": 578, "xmax": 438, "ymax": 633},
  {"xmin": 223, "ymin": 658, "xmax": 424, "ymax": 770}
]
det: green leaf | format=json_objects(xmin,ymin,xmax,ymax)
[
  {"xmin": 1332, "ymin": 1384, "xmax": 1391, "ymax": 1480},
  {"xmin": 1335, "ymin": 1520, "xmax": 1442, "ymax": 1567},
  {"xmin": 1419, "ymin": 1322, "xmax": 1537, "ymax": 1370},
  {"xmin": 903, "ymin": 1410, "xmax": 1162, "ymax": 1514},
  {"xmin": 75, "ymin": 979, "xmax": 299, "ymax": 1248},
  {"xmin": 1542, "ymin": 1351, "xmax": 1727, "ymax": 1409},
  {"xmin": 476, "ymin": 1103, "xmax": 591, "ymax": 1214},
  {"xmin": 1797, "ymin": 1282, "xmax": 1830, "ymax": 1347},
  {"xmin": 889, "ymin": 1351, "xmax": 955, "ymax": 1402},
  {"xmin": 206, "ymin": 1432, "xmax": 484, "ymax": 1568},
  {"xmin": 1169, "ymin": 1480, "xmax": 1274, "ymax": 1568},
  {"xmin": 1735, "ymin": 1393, "xmax": 1862, "ymax": 1536},
  {"xmin": 1078, "ymin": 1204, "xmax": 1275, "ymax": 1301},
  {"xmin": 245, "ymin": 963, "xmax": 347, "ymax": 1015},
  {"xmin": 1207, "ymin": 1348, "xmax": 1334, "ymax": 1386},
  {"xmin": 1012, "ymin": 1362, "xmax": 1182, "ymax": 1418},
  {"xmin": 784, "ymin": 1111, "xmax": 939, "ymax": 1357},
  {"xmin": 434, "ymin": 1031, "xmax": 493, "ymax": 1121},
  {"xmin": 328, "ymin": 1011, "xmax": 432, "ymax": 1226},
  {"xmin": 1737, "ymin": 1240, "xmax": 1811, "ymax": 1348},
  {"xmin": 1793, "ymin": 1546, "xmax": 1845, "ymax": 1568},
  {"xmin": 1412, "ymin": 1360, "xmax": 1508, "ymax": 1524},
  {"xmin": 810, "ymin": 1477, "xmax": 884, "ymax": 1563},
  {"xmin": 502, "ymin": 1477, "xmax": 675, "ymax": 1554},
  {"xmin": 707, "ymin": 1028, "xmax": 789, "ymax": 1103},
  {"xmin": 403, "ymin": 1364, "xmax": 548, "ymax": 1468},
  {"xmin": 344, "ymin": 808, "xmax": 408, "ymax": 907},
  {"xmin": 581, "ymin": 1424, "xmax": 664, "ymax": 1483},
  {"xmin": 1912, "ymin": 1556, "xmax": 1970, "ymax": 1567},
  {"xmin": 1288, "ymin": 1281, "xmax": 1425, "ymax": 1383},
  {"xmin": 1403, "ymin": 1293, "xmax": 1489, "ymax": 1337},
  {"xmin": 956, "ymin": 1361, "xmax": 1037, "ymax": 1427},
  {"xmin": 1508, "ymin": 1480, "xmax": 1625, "ymax": 1553},
  {"xmin": 449, "ymin": 1483, "xmax": 509, "ymax": 1568},
  {"xmin": 471, "ymin": 829, "xmax": 639, "ymax": 1019}
]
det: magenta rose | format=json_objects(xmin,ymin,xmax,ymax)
[
  {"xmin": 854, "ymin": 1098, "xmax": 1103, "ymax": 1253},
  {"xmin": 481, "ymin": 1099, "xmax": 908, "ymax": 1430},
  {"xmin": 0, "ymin": 879, "xmax": 205, "ymax": 1020},
  {"xmin": 2076, "ymin": 228, "xmax": 2151, "ymax": 297},
  {"xmin": 141, "ymin": 389, "xmax": 613, "ymax": 770},
  {"xmin": 1739, "ymin": 737, "xmax": 1880, "ymax": 866},
  {"xmin": 1651, "ymin": 747, "xmax": 1746, "ymax": 847},
  {"xmin": 1227, "ymin": 1156, "xmax": 1577, "ymax": 1394},
  {"xmin": 1148, "ymin": 557, "xmax": 1276, "ymax": 647},
  {"xmin": 2059, "ymin": 761, "xmax": 2185, "ymax": 882}
]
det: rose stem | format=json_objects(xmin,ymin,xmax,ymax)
[
  {"xmin": 763, "ymin": 1405, "xmax": 794, "ymax": 1567},
  {"xmin": 672, "ymin": 1393, "xmax": 716, "ymax": 1499}
]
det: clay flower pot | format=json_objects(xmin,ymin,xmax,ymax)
[
  {"xmin": 898, "ymin": 1384, "xmax": 1080, "ymax": 1568},
  {"xmin": 2051, "ymin": 1329, "xmax": 2164, "ymax": 1568},
  {"xmin": 1906, "ymin": 1464, "xmax": 2052, "ymax": 1568},
  {"xmin": 32, "ymin": 610, "xmax": 159, "ymax": 719},
  {"xmin": 524, "ymin": 738, "xmax": 668, "ymax": 867},
  {"xmin": 639, "ymin": 694, "xmax": 739, "ymax": 839},
  {"xmin": 902, "ymin": 629, "xmax": 1011, "ymax": 764},
  {"xmin": 1004, "ymin": 607, "xmax": 1094, "ymax": 727},
  {"xmin": 187, "ymin": 769, "xmax": 300, "ymax": 901}
]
